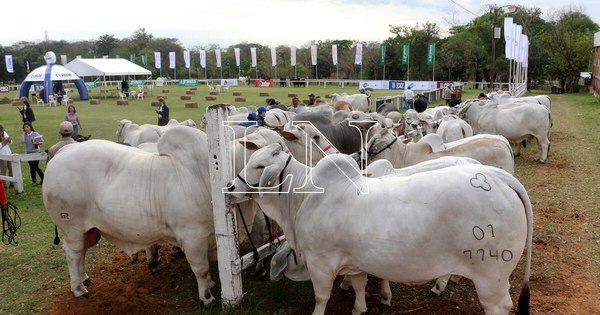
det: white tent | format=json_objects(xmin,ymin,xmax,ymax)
[
  {"xmin": 65, "ymin": 58, "xmax": 151, "ymax": 77},
  {"xmin": 23, "ymin": 64, "xmax": 81, "ymax": 82},
  {"xmin": 65, "ymin": 58, "xmax": 152, "ymax": 99}
]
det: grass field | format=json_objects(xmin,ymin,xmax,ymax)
[{"xmin": 0, "ymin": 85, "xmax": 598, "ymax": 314}]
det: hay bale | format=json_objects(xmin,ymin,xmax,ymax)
[
  {"xmin": 0, "ymin": 97, "xmax": 11, "ymax": 104},
  {"xmin": 89, "ymin": 99, "xmax": 100, "ymax": 105},
  {"xmin": 234, "ymin": 97, "xmax": 246, "ymax": 102},
  {"xmin": 259, "ymin": 92, "xmax": 270, "ymax": 97},
  {"xmin": 232, "ymin": 92, "xmax": 243, "ymax": 96},
  {"xmin": 185, "ymin": 102, "xmax": 198, "ymax": 108},
  {"xmin": 117, "ymin": 100, "xmax": 129, "ymax": 106},
  {"xmin": 186, "ymin": 90, "xmax": 195, "ymax": 95},
  {"xmin": 180, "ymin": 95, "xmax": 192, "ymax": 100},
  {"xmin": 11, "ymin": 101, "xmax": 24, "ymax": 106},
  {"xmin": 209, "ymin": 91, "xmax": 219, "ymax": 96},
  {"xmin": 205, "ymin": 95, "xmax": 217, "ymax": 101},
  {"xmin": 162, "ymin": 89, "xmax": 170, "ymax": 93},
  {"xmin": 189, "ymin": 87, "xmax": 197, "ymax": 91},
  {"xmin": 287, "ymin": 93, "xmax": 298, "ymax": 98},
  {"xmin": 151, "ymin": 101, "xmax": 160, "ymax": 107}
]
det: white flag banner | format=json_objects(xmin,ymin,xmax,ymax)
[
  {"xmin": 154, "ymin": 52, "xmax": 161, "ymax": 69},
  {"xmin": 354, "ymin": 43, "xmax": 363, "ymax": 65},
  {"xmin": 251, "ymin": 47, "xmax": 257, "ymax": 67},
  {"xmin": 200, "ymin": 50, "xmax": 206, "ymax": 68},
  {"xmin": 504, "ymin": 17, "xmax": 514, "ymax": 60},
  {"xmin": 332, "ymin": 44, "xmax": 338, "ymax": 66},
  {"xmin": 215, "ymin": 49, "xmax": 222, "ymax": 68},
  {"xmin": 234, "ymin": 48, "xmax": 240, "ymax": 67},
  {"xmin": 310, "ymin": 45, "xmax": 317, "ymax": 66},
  {"xmin": 169, "ymin": 51, "xmax": 176, "ymax": 69},
  {"xmin": 61, "ymin": 54, "xmax": 68, "ymax": 65},
  {"xmin": 270, "ymin": 47, "xmax": 277, "ymax": 67},
  {"xmin": 290, "ymin": 46, "xmax": 296, "ymax": 66},
  {"xmin": 184, "ymin": 50, "xmax": 190, "ymax": 68},
  {"xmin": 514, "ymin": 24, "xmax": 523, "ymax": 63},
  {"xmin": 519, "ymin": 34, "xmax": 527, "ymax": 64},
  {"xmin": 5, "ymin": 55, "xmax": 13, "ymax": 73},
  {"xmin": 523, "ymin": 35, "xmax": 529, "ymax": 67}
]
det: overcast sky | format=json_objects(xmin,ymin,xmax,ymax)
[{"xmin": 3, "ymin": 0, "xmax": 598, "ymax": 48}]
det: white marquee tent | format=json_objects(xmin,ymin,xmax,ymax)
[
  {"xmin": 65, "ymin": 58, "xmax": 152, "ymax": 99},
  {"xmin": 65, "ymin": 58, "xmax": 151, "ymax": 77}
]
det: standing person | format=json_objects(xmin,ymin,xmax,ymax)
[
  {"xmin": 47, "ymin": 122, "xmax": 77, "ymax": 162},
  {"xmin": 402, "ymin": 87, "xmax": 414, "ymax": 110},
  {"xmin": 156, "ymin": 97, "xmax": 170, "ymax": 126},
  {"xmin": 17, "ymin": 97, "xmax": 35, "ymax": 124},
  {"xmin": 20, "ymin": 122, "xmax": 44, "ymax": 185},
  {"xmin": 121, "ymin": 79, "xmax": 130, "ymax": 98},
  {"xmin": 288, "ymin": 97, "xmax": 306, "ymax": 113},
  {"xmin": 64, "ymin": 105, "xmax": 82, "ymax": 139},
  {"xmin": 444, "ymin": 84, "xmax": 454, "ymax": 105},
  {"xmin": 307, "ymin": 93, "xmax": 316, "ymax": 106},
  {"xmin": 0, "ymin": 124, "xmax": 13, "ymax": 188},
  {"xmin": 256, "ymin": 106, "xmax": 267, "ymax": 127}
]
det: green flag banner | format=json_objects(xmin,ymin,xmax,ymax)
[
  {"xmin": 402, "ymin": 43, "xmax": 409, "ymax": 65},
  {"xmin": 115, "ymin": 54, "xmax": 121, "ymax": 59},
  {"xmin": 84, "ymin": 82, "xmax": 97, "ymax": 89},
  {"xmin": 141, "ymin": 53, "xmax": 148, "ymax": 67},
  {"xmin": 129, "ymin": 53, "xmax": 136, "ymax": 63},
  {"xmin": 427, "ymin": 42, "xmax": 435, "ymax": 65},
  {"xmin": 379, "ymin": 44, "xmax": 386, "ymax": 65}
]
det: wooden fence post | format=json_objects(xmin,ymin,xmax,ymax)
[{"xmin": 205, "ymin": 104, "xmax": 243, "ymax": 307}]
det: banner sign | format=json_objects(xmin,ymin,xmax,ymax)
[
  {"xmin": 332, "ymin": 44, "xmax": 338, "ymax": 66},
  {"xmin": 200, "ymin": 50, "xmax": 206, "ymax": 68},
  {"xmin": 402, "ymin": 43, "xmax": 409, "ymax": 65},
  {"xmin": 310, "ymin": 45, "xmax": 317, "ymax": 66},
  {"xmin": 84, "ymin": 82, "xmax": 97, "ymax": 89},
  {"xmin": 5, "ymin": 55, "xmax": 13, "ymax": 73},
  {"xmin": 427, "ymin": 42, "xmax": 435, "ymax": 65},
  {"xmin": 178, "ymin": 79, "xmax": 198, "ymax": 87},
  {"xmin": 234, "ymin": 48, "xmax": 240, "ymax": 67},
  {"xmin": 0, "ymin": 86, "xmax": 10, "ymax": 93},
  {"xmin": 436, "ymin": 81, "xmax": 454, "ymax": 89},
  {"xmin": 251, "ymin": 47, "xmax": 257, "ymax": 67},
  {"xmin": 404, "ymin": 81, "xmax": 437, "ymax": 90},
  {"xmin": 270, "ymin": 47, "xmax": 277, "ymax": 67},
  {"xmin": 290, "ymin": 46, "xmax": 296, "ymax": 66},
  {"xmin": 169, "ymin": 51, "xmax": 176, "ymax": 69},
  {"xmin": 379, "ymin": 44, "xmax": 386, "ymax": 65},
  {"xmin": 359, "ymin": 81, "xmax": 388, "ymax": 90},
  {"xmin": 354, "ymin": 43, "xmax": 363, "ymax": 65},
  {"xmin": 254, "ymin": 79, "xmax": 273, "ymax": 87},
  {"xmin": 129, "ymin": 53, "xmax": 136, "ymax": 63},
  {"xmin": 389, "ymin": 80, "xmax": 406, "ymax": 90},
  {"xmin": 221, "ymin": 79, "xmax": 238, "ymax": 86},
  {"xmin": 128, "ymin": 80, "xmax": 144, "ymax": 87},
  {"xmin": 154, "ymin": 52, "xmax": 161, "ymax": 69},
  {"xmin": 184, "ymin": 50, "xmax": 190, "ymax": 68}
]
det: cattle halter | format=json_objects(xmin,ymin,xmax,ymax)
[{"xmin": 367, "ymin": 136, "xmax": 398, "ymax": 158}]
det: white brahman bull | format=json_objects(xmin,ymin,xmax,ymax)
[
  {"xmin": 228, "ymin": 144, "xmax": 532, "ymax": 315},
  {"xmin": 43, "ymin": 126, "xmax": 260, "ymax": 307},
  {"xmin": 436, "ymin": 114, "xmax": 474, "ymax": 143},
  {"xmin": 458, "ymin": 99, "xmax": 551, "ymax": 162},
  {"xmin": 330, "ymin": 93, "xmax": 371, "ymax": 112},
  {"xmin": 363, "ymin": 127, "xmax": 515, "ymax": 174},
  {"xmin": 115, "ymin": 119, "xmax": 162, "ymax": 146},
  {"xmin": 489, "ymin": 93, "xmax": 551, "ymax": 111}
]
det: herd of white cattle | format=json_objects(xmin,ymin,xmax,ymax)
[{"xmin": 41, "ymin": 91, "xmax": 552, "ymax": 314}]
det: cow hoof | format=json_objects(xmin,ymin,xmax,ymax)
[
  {"xmin": 380, "ymin": 299, "xmax": 392, "ymax": 307},
  {"xmin": 149, "ymin": 257, "xmax": 161, "ymax": 274},
  {"xmin": 536, "ymin": 159, "xmax": 546, "ymax": 164},
  {"xmin": 82, "ymin": 278, "xmax": 92, "ymax": 286},
  {"xmin": 76, "ymin": 292, "xmax": 89, "ymax": 299},
  {"xmin": 199, "ymin": 296, "xmax": 217, "ymax": 309}
]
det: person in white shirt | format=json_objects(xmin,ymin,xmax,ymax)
[
  {"xmin": 403, "ymin": 87, "xmax": 415, "ymax": 110},
  {"xmin": 0, "ymin": 124, "xmax": 13, "ymax": 188}
]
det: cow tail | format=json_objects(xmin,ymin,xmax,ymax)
[
  {"xmin": 53, "ymin": 224, "xmax": 61, "ymax": 245},
  {"xmin": 503, "ymin": 171, "xmax": 532, "ymax": 315}
]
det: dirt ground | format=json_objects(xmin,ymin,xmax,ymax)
[{"xmin": 44, "ymin": 100, "xmax": 600, "ymax": 314}]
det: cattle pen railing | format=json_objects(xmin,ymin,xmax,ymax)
[{"xmin": 0, "ymin": 152, "xmax": 47, "ymax": 193}]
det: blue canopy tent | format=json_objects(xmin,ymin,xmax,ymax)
[{"xmin": 19, "ymin": 52, "xmax": 89, "ymax": 102}]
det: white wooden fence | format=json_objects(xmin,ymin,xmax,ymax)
[{"xmin": 0, "ymin": 152, "xmax": 47, "ymax": 193}]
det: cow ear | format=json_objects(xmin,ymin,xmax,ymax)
[
  {"xmin": 280, "ymin": 130, "xmax": 297, "ymax": 141},
  {"xmin": 241, "ymin": 140, "xmax": 259, "ymax": 150},
  {"xmin": 270, "ymin": 246, "xmax": 290, "ymax": 280},
  {"xmin": 259, "ymin": 164, "xmax": 282, "ymax": 193}
]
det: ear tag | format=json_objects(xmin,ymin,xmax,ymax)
[{"xmin": 267, "ymin": 181, "xmax": 272, "ymax": 186}]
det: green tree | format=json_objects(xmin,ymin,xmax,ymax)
[
  {"xmin": 540, "ymin": 8, "xmax": 599, "ymax": 92},
  {"xmin": 95, "ymin": 34, "xmax": 119, "ymax": 57}
]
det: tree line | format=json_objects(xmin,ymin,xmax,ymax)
[{"xmin": 0, "ymin": 6, "xmax": 597, "ymax": 93}]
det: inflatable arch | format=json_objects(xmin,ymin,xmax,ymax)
[{"xmin": 19, "ymin": 52, "xmax": 89, "ymax": 102}]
